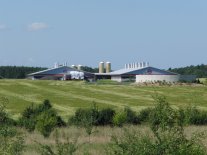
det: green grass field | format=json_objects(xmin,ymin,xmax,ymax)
[{"xmin": 0, "ymin": 79, "xmax": 207, "ymax": 119}]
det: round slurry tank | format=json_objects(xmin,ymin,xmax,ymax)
[
  {"xmin": 106, "ymin": 62, "xmax": 111, "ymax": 73},
  {"xmin": 99, "ymin": 62, "xmax": 105, "ymax": 73}
]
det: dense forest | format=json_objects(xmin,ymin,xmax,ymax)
[
  {"xmin": 0, "ymin": 66, "xmax": 47, "ymax": 79},
  {"xmin": 168, "ymin": 64, "xmax": 207, "ymax": 78}
]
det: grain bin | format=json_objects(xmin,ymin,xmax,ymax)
[
  {"xmin": 77, "ymin": 65, "xmax": 82, "ymax": 70},
  {"xmin": 99, "ymin": 62, "xmax": 104, "ymax": 73},
  {"xmin": 106, "ymin": 62, "xmax": 111, "ymax": 73}
]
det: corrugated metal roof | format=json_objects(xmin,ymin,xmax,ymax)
[
  {"xmin": 95, "ymin": 66, "xmax": 179, "ymax": 76},
  {"xmin": 28, "ymin": 66, "xmax": 94, "ymax": 76}
]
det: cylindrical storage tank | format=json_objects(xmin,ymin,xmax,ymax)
[
  {"xmin": 106, "ymin": 62, "xmax": 111, "ymax": 73},
  {"xmin": 99, "ymin": 62, "xmax": 104, "ymax": 73},
  {"xmin": 77, "ymin": 65, "xmax": 82, "ymax": 70}
]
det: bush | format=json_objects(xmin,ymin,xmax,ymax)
[
  {"xmin": 0, "ymin": 125, "xmax": 25, "ymax": 155},
  {"xmin": 139, "ymin": 108, "xmax": 153, "ymax": 122},
  {"xmin": 0, "ymin": 97, "xmax": 16, "ymax": 126},
  {"xmin": 69, "ymin": 103, "xmax": 99, "ymax": 126},
  {"xmin": 36, "ymin": 109, "xmax": 58, "ymax": 138},
  {"xmin": 113, "ymin": 111, "xmax": 127, "ymax": 127},
  {"xmin": 108, "ymin": 95, "xmax": 207, "ymax": 155},
  {"xmin": 18, "ymin": 100, "xmax": 66, "ymax": 136},
  {"xmin": 179, "ymin": 105, "xmax": 207, "ymax": 125},
  {"xmin": 97, "ymin": 108, "xmax": 115, "ymax": 125},
  {"xmin": 124, "ymin": 107, "xmax": 140, "ymax": 125}
]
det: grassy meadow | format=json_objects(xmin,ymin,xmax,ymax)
[
  {"xmin": 1, "ymin": 79, "xmax": 207, "ymax": 154},
  {"xmin": 21, "ymin": 125, "xmax": 207, "ymax": 155},
  {"xmin": 0, "ymin": 79, "xmax": 207, "ymax": 120}
]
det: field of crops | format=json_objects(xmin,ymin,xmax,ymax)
[{"xmin": 0, "ymin": 79, "xmax": 207, "ymax": 119}]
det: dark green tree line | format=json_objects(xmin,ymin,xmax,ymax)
[{"xmin": 0, "ymin": 66, "xmax": 47, "ymax": 79}]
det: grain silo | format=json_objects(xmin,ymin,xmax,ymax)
[
  {"xmin": 99, "ymin": 62, "xmax": 104, "ymax": 73},
  {"xmin": 77, "ymin": 65, "xmax": 82, "ymax": 70},
  {"xmin": 106, "ymin": 62, "xmax": 111, "ymax": 73}
]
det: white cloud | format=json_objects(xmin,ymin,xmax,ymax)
[
  {"xmin": 0, "ymin": 24, "xmax": 7, "ymax": 30},
  {"xmin": 28, "ymin": 22, "xmax": 48, "ymax": 31}
]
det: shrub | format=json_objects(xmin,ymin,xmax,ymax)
[
  {"xmin": 18, "ymin": 100, "xmax": 66, "ymax": 135},
  {"xmin": 35, "ymin": 109, "xmax": 58, "ymax": 138},
  {"xmin": 69, "ymin": 103, "xmax": 99, "ymax": 126},
  {"xmin": 179, "ymin": 105, "xmax": 207, "ymax": 125},
  {"xmin": 97, "ymin": 108, "xmax": 115, "ymax": 125},
  {"xmin": 108, "ymin": 95, "xmax": 207, "ymax": 155},
  {"xmin": 124, "ymin": 107, "xmax": 140, "ymax": 125},
  {"xmin": 0, "ymin": 125, "xmax": 25, "ymax": 155},
  {"xmin": 139, "ymin": 107, "xmax": 153, "ymax": 122},
  {"xmin": 0, "ymin": 97, "xmax": 16, "ymax": 126},
  {"xmin": 113, "ymin": 111, "xmax": 127, "ymax": 127},
  {"xmin": 18, "ymin": 118, "xmax": 36, "ymax": 132}
]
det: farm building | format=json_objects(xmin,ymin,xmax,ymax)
[
  {"xmin": 95, "ymin": 62, "xmax": 196, "ymax": 83},
  {"xmin": 28, "ymin": 64, "xmax": 94, "ymax": 81},
  {"xmin": 28, "ymin": 62, "xmax": 196, "ymax": 83}
]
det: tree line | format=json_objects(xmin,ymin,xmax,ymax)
[
  {"xmin": 0, "ymin": 64, "xmax": 206, "ymax": 79},
  {"xmin": 168, "ymin": 64, "xmax": 207, "ymax": 78},
  {"xmin": 0, "ymin": 66, "xmax": 47, "ymax": 79}
]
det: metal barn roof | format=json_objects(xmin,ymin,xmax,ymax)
[{"xmin": 95, "ymin": 66, "xmax": 179, "ymax": 76}]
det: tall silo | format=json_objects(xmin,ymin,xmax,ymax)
[
  {"xmin": 106, "ymin": 62, "xmax": 111, "ymax": 73},
  {"xmin": 77, "ymin": 65, "xmax": 82, "ymax": 70},
  {"xmin": 99, "ymin": 62, "xmax": 104, "ymax": 73}
]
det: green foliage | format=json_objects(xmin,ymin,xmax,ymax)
[
  {"xmin": 179, "ymin": 105, "xmax": 207, "ymax": 125},
  {"xmin": 0, "ymin": 66, "xmax": 47, "ymax": 79},
  {"xmin": 139, "ymin": 108, "xmax": 153, "ymax": 122},
  {"xmin": 0, "ymin": 97, "xmax": 16, "ymax": 126},
  {"xmin": 36, "ymin": 109, "xmax": 58, "ymax": 138},
  {"xmin": 18, "ymin": 100, "xmax": 65, "ymax": 136},
  {"xmin": 80, "ymin": 66, "xmax": 99, "ymax": 73},
  {"xmin": 124, "ymin": 107, "xmax": 140, "ymax": 125},
  {"xmin": 169, "ymin": 64, "xmax": 207, "ymax": 78},
  {"xmin": 69, "ymin": 103, "xmax": 100, "ymax": 126},
  {"xmin": 113, "ymin": 111, "xmax": 127, "ymax": 127},
  {"xmin": 108, "ymin": 95, "xmax": 207, "ymax": 155},
  {"xmin": 97, "ymin": 108, "xmax": 115, "ymax": 125},
  {"xmin": 0, "ymin": 126, "xmax": 25, "ymax": 155},
  {"xmin": 37, "ymin": 130, "xmax": 78, "ymax": 155}
]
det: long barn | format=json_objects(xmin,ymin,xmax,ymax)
[{"xmin": 95, "ymin": 62, "xmax": 196, "ymax": 83}]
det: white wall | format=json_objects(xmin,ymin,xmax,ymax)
[
  {"xmin": 136, "ymin": 75, "xmax": 180, "ymax": 83},
  {"xmin": 111, "ymin": 76, "xmax": 122, "ymax": 82}
]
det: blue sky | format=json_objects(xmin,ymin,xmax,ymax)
[{"xmin": 0, "ymin": 0, "xmax": 207, "ymax": 69}]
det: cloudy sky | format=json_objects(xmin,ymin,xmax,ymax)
[{"xmin": 0, "ymin": 0, "xmax": 207, "ymax": 69}]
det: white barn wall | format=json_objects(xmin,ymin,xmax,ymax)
[
  {"xmin": 136, "ymin": 75, "xmax": 180, "ymax": 83},
  {"xmin": 111, "ymin": 76, "xmax": 122, "ymax": 82}
]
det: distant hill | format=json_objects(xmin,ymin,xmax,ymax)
[
  {"xmin": 168, "ymin": 64, "xmax": 207, "ymax": 78},
  {"xmin": 0, "ymin": 66, "xmax": 47, "ymax": 79}
]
